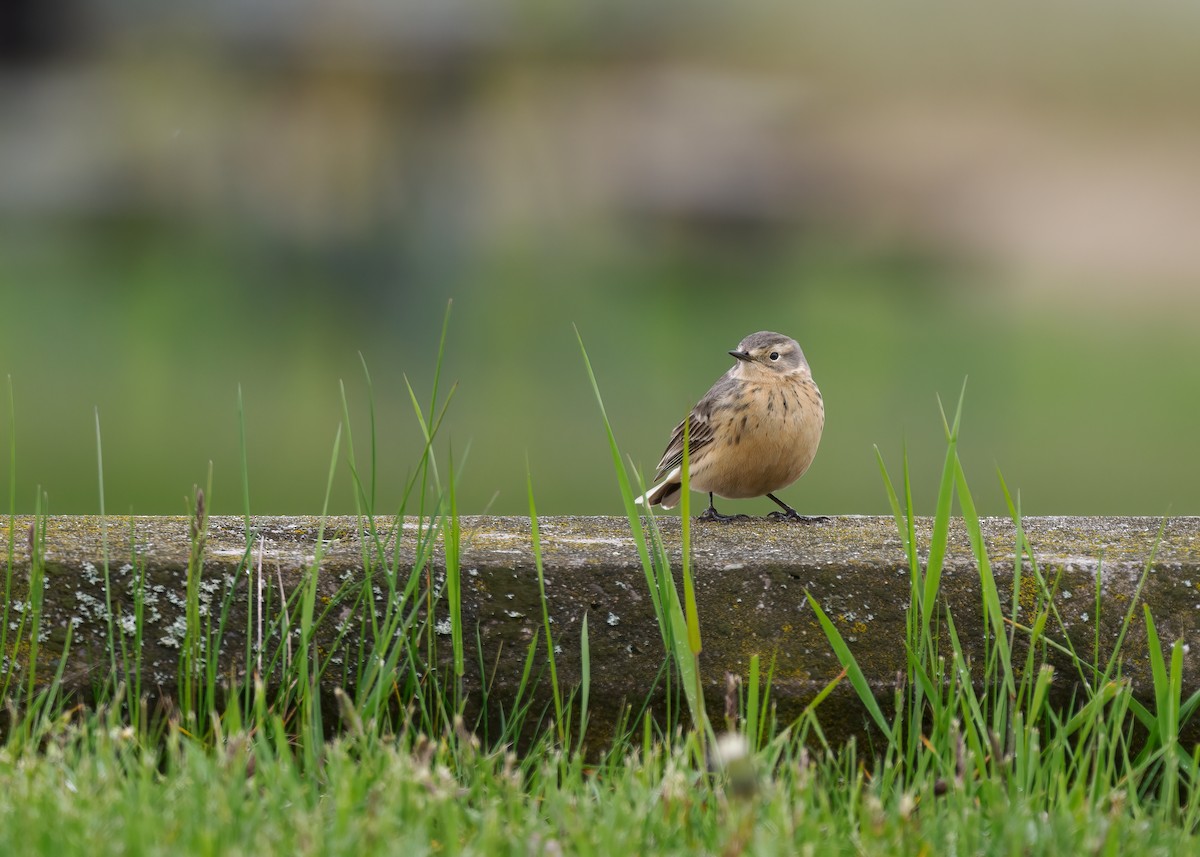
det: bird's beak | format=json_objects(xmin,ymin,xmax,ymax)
[{"xmin": 729, "ymin": 349, "xmax": 752, "ymax": 362}]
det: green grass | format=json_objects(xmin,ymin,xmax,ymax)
[
  {"xmin": 1, "ymin": 324, "xmax": 1199, "ymax": 855},
  {"xmin": 4, "ymin": 724, "xmax": 1197, "ymax": 857}
]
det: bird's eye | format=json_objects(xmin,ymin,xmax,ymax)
[{"xmin": 769, "ymin": 351, "xmax": 780, "ymax": 361}]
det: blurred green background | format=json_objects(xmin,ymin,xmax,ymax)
[{"xmin": 2, "ymin": 1, "xmax": 1199, "ymax": 518}]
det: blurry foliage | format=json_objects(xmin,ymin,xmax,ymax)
[
  {"xmin": 2, "ymin": 0, "xmax": 1199, "ymax": 516},
  {"xmin": 4, "ymin": 232, "xmax": 1198, "ymax": 517}
]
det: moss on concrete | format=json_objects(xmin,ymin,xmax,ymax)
[{"xmin": 1, "ymin": 514, "xmax": 1197, "ymax": 744}]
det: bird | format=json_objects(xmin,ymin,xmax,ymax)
[{"xmin": 635, "ymin": 331, "xmax": 825, "ymax": 522}]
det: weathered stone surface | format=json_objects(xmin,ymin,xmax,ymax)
[{"xmin": 1, "ymin": 515, "xmax": 1197, "ymax": 745}]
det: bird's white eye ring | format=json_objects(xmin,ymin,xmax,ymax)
[{"xmin": 769, "ymin": 351, "xmax": 780, "ymax": 361}]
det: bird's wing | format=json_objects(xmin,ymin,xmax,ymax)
[{"xmin": 653, "ymin": 376, "xmax": 734, "ymax": 480}]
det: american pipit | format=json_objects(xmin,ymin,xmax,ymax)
[{"xmin": 636, "ymin": 331, "xmax": 825, "ymax": 522}]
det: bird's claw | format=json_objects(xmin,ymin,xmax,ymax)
[
  {"xmin": 698, "ymin": 507, "xmax": 750, "ymax": 523},
  {"xmin": 766, "ymin": 510, "xmax": 829, "ymax": 523}
]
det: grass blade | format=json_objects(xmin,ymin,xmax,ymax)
[
  {"xmin": 527, "ymin": 462, "xmax": 563, "ymax": 742},
  {"xmin": 805, "ymin": 591, "xmax": 892, "ymax": 741}
]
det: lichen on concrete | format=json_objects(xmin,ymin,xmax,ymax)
[{"xmin": 1, "ymin": 514, "xmax": 1198, "ymax": 744}]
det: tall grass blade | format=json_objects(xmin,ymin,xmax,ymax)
[
  {"xmin": 359, "ymin": 353, "xmax": 378, "ymax": 512},
  {"xmin": 446, "ymin": 447, "xmax": 464, "ymax": 680},
  {"xmin": 22, "ymin": 503, "xmax": 45, "ymax": 709},
  {"xmin": 575, "ymin": 326, "xmax": 707, "ymax": 737},
  {"xmin": 572, "ymin": 327, "xmax": 654, "ymax": 567},
  {"xmin": 953, "ymin": 453, "xmax": 1014, "ymax": 699},
  {"xmin": 296, "ymin": 424, "xmax": 341, "ymax": 749},
  {"xmin": 746, "ymin": 654, "xmax": 761, "ymax": 750},
  {"xmin": 237, "ymin": 384, "xmax": 251, "ymax": 533},
  {"xmin": 922, "ymin": 387, "xmax": 964, "ymax": 633},
  {"xmin": 527, "ymin": 464, "xmax": 563, "ymax": 743},
  {"xmin": 805, "ymin": 591, "xmax": 892, "ymax": 741},
  {"xmin": 577, "ymin": 612, "xmax": 590, "ymax": 750},
  {"xmin": 680, "ymin": 419, "xmax": 701, "ymax": 657},
  {"xmin": 678, "ymin": 415, "xmax": 707, "ymax": 747},
  {"xmin": 94, "ymin": 408, "xmax": 118, "ymax": 691},
  {"xmin": 1102, "ymin": 517, "xmax": 1167, "ymax": 684},
  {"xmin": 2, "ymin": 377, "xmax": 15, "ymax": 695}
]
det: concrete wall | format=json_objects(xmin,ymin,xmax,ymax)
[{"xmin": 1, "ymin": 514, "xmax": 1196, "ymax": 745}]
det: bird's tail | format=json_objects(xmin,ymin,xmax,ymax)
[{"xmin": 635, "ymin": 469, "xmax": 683, "ymax": 510}]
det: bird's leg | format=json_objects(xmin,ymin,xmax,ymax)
[
  {"xmin": 698, "ymin": 493, "xmax": 748, "ymax": 522},
  {"xmin": 765, "ymin": 493, "xmax": 829, "ymax": 523}
]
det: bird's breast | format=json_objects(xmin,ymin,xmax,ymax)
[{"xmin": 691, "ymin": 377, "xmax": 824, "ymax": 498}]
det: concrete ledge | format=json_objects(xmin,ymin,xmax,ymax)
[{"xmin": 2, "ymin": 515, "xmax": 1198, "ymax": 744}]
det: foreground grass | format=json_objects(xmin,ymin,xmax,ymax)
[{"xmin": 0, "ymin": 724, "xmax": 1192, "ymax": 857}]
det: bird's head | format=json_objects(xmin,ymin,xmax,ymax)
[{"xmin": 728, "ymin": 331, "xmax": 810, "ymax": 378}]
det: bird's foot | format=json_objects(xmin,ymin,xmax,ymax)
[
  {"xmin": 766, "ymin": 509, "xmax": 830, "ymax": 523},
  {"xmin": 698, "ymin": 506, "xmax": 749, "ymax": 523}
]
